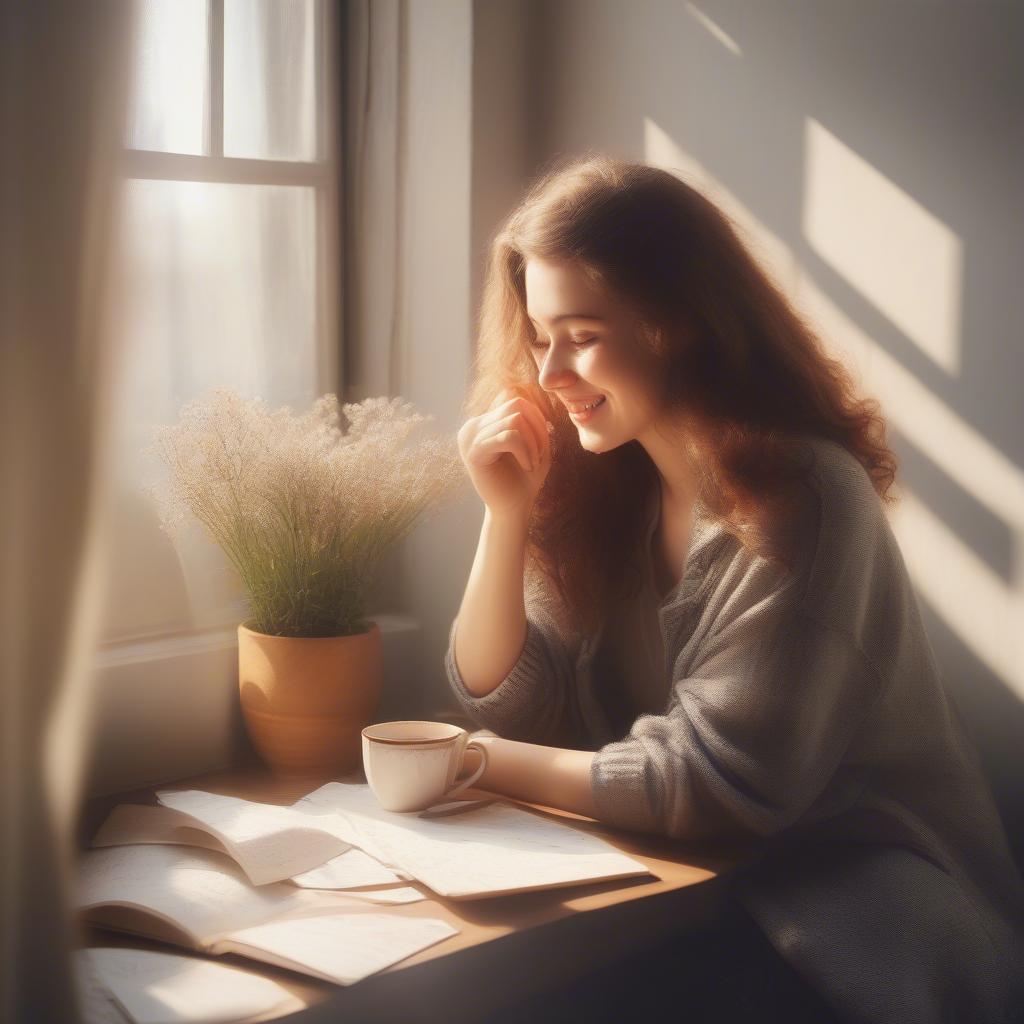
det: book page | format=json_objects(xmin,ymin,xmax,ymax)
[
  {"xmin": 73, "ymin": 949, "xmax": 134, "ymax": 1024},
  {"xmin": 77, "ymin": 947, "xmax": 304, "ymax": 1024},
  {"xmin": 92, "ymin": 804, "xmax": 235, "ymax": 857},
  {"xmin": 294, "ymin": 783, "xmax": 654, "ymax": 899},
  {"xmin": 153, "ymin": 790, "xmax": 353, "ymax": 886},
  {"xmin": 215, "ymin": 912, "xmax": 459, "ymax": 986},
  {"xmin": 76, "ymin": 845, "xmax": 346, "ymax": 947},
  {"xmin": 97, "ymin": 798, "xmax": 413, "ymax": 892},
  {"xmin": 288, "ymin": 846, "xmax": 406, "ymax": 890}
]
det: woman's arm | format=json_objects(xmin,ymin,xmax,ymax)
[
  {"xmin": 463, "ymin": 736, "xmax": 598, "ymax": 820},
  {"xmin": 452, "ymin": 506, "xmax": 530, "ymax": 697},
  {"xmin": 443, "ymin": 514, "xmax": 585, "ymax": 748},
  {"xmin": 590, "ymin": 599, "xmax": 882, "ymax": 842}
]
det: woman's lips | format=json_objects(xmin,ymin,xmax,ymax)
[
  {"xmin": 568, "ymin": 395, "xmax": 606, "ymax": 423},
  {"xmin": 563, "ymin": 395, "xmax": 605, "ymax": 412}
]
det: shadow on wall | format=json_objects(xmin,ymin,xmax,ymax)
[{"xmin": 920, "ymin": 594, "xmax": 1024, "ymax": 872}]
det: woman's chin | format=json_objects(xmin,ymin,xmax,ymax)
[{"xmin": 578, "ymin": 429, "xmax": 622, "ymax": 455}]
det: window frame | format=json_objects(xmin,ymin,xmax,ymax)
[{"xmin": 87, "ymin": 0, "xmax": 346, "ymax": 795}]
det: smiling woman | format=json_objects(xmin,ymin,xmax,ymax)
[{"xmin": 443, "ymin": 154, "xmax": 1024, "ymax": 1023}]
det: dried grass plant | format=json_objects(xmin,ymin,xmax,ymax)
[{"xmin": 147, "ymin": 388, "xmax": 466, "ymax": 638}]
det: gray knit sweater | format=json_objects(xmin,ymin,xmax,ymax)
[{"xmin": 443, "ymin": 436, "xmax": 1024, "ymax": 1023}]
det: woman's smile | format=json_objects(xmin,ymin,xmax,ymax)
[{"xmin": 568, "ymin": 395, "xmax": 607, "ymax": 424}]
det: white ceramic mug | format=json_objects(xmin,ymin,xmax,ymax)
[{"xmin": 361, "ymin": 721, "xmax": 489, "ymax": 812}]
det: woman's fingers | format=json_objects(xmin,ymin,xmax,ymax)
[
  {"xmin": 488, "ymin": 390, "xmax": 551, "ymax": 465},
  {"xmin": 512, "ymin": 396, "xmax": 552, "ymax": 463},
  {"xmin": 477, "ymin": 428, "xmax": 534, "ymax": 473},
  {"xmin": 486, "ymin": 411, "xmax": 539, "ymax": 469}
]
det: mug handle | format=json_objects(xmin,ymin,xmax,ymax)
[{"xmin": 442, "ymin": 740, "xmax": 488, "ymax": 800}]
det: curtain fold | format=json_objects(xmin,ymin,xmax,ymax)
[
  {"xmin": 341, "ymin": 0, "xmax": 408, "ymax": 402},
  {"xmin": 0, "ymin": 2, "xmax": 135, "ymax": 1021}
]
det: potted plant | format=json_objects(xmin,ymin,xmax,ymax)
[{"xmin": 147, "ymin": 388, "xmax": 464, "ymax": 777}]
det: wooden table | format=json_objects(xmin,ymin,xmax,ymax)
[{"xmin": 78, "ymin": 760, "xmax": 756, "ymax": 1024}]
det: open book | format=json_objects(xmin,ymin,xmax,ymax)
[
  {"xmin": 77, "ymin": 843, "xmax": 458, "ymax": 987},
  {"xmin": 76, "ymin": 947, "xmax": 307, "ymax": 1024},
  {"xmin": 293, "ymin": 782, "xmax": 655, "ymax": 900},
  {"xmin": 92, "ymin": 789, "xmax": 413, "ymax": 890}
]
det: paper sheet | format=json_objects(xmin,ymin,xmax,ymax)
[
  {"xmin": 76, "ymin": 845, "xmax": 357, "ymax": 946},
  {"xmin": 92, "ymin": 805, "xmax": 227, "ymax": 858},
  {"xmin": 310, "ymin": 885, "xmax": 426, "ymax": 904},
  {"xmin": 74, "ymin": 950, "xmax": 134, "ymax": 1024},
  {"xmin": 288, "ymin": 794, "xmax": 408, "ymax": 873},
  {"xmin": 77, "ymin": 948, "xmax": 303, "ymax": 1024},
  {"xmin": 218, "ymin": 912, "xmax": 459, "ymax": 986},
  {"xmin": 288, "ymin": 846, "xmax": 408, "ymax": 889},
  {"xmin": 150, "ymin": 790, "xmax": 353, "ymax": 885},
  {"xmin": 293, "ymin": 782, "xmax": 653, "ymax": 899}
]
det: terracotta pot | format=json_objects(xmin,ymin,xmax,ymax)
[{"xmin": 237, "ymin": 621, "xmax": 382, "ymax": 777}]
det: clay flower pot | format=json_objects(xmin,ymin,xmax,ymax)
[{"xmin": 237, "ymin": 621, "xmax": 382, "ymax": 777}]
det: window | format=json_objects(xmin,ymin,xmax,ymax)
[
  {"xmin": 87, "ymin": 0, "xmax": 341, "ymax": 792},
  {"xmin": 100, "ymin": 0, "xmax": 340, "ymax": 646}
]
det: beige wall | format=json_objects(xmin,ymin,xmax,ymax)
[
  {"xmin": 437, "ymin": 0, "xmax": 1024, "ymax": 851},
  {"xmin": 375, "ymin": 0, "xmax": 474, "ymax": 725}
]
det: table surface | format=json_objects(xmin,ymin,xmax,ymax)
[{"xmin": 77, "ymin": 761, "xmax": 757, "ymax": 1024}]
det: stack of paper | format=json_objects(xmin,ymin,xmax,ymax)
[
  {"xmin": 91, "ymin": 790, "xmax": 425, "ymax": 903},
  {"xmin": 292, "ymin": 782, "xmax": 653, "ymax": 900},
  {"xmin": 80, "ymin": 778, "xmax": 655, "ymax": 1021},
  {"xmin": 76, "ymin": 843, "xmax": 458, "ymax": 989}
]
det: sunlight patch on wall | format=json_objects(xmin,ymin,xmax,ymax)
[
  {"xmin": 644, "ymin": 117, "xmax": 796, "ymax": 297},
  {"xmin": 802, "ymin": 118, "xmax": 963, "ymax": 376},
  {"xmin": 684, "ymin": 3, "xmax": 742, "ymax": 57},
  {"xmin": 891, "ymin": 488, "xmax": 1023, "ymax": 696}
]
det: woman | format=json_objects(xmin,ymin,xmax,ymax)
[{"xmin": 443, "ymin": 155, "xmax": 1024, "ymax": 1023}]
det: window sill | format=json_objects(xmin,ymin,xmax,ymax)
[{"xmin": 86, "ymin": 613, "xmax": 422, "ymax": 800}]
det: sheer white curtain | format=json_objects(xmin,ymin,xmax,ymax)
[
  {"xmin": 0, "ymin": 3, "xmax": 135, "ymax": 1022},
  {"xmin": 342, "ymin": 0, "xmax": 408, "ymax": 402}
]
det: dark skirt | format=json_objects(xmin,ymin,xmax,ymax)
[{"xmin": 486, "ymin": 892, "xmax": 844, "ymax": 1024}]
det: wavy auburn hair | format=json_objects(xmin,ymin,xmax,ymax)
[{"xmin": 461, "ymin": 153, "xmax": 898, "ymax": 637}]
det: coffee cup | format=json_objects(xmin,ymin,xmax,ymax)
[{"xmin": 361, "ymin": 721, "xmax": 489, "ymax": 813}]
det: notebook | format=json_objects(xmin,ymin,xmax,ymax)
[{"xmin": 76, "ymin": 843, "xmax": 458, "ymax": 986}]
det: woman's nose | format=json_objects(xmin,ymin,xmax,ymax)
[{"xmin": 537, "ymin": 350, "xmax": 577, "ymax": 391}]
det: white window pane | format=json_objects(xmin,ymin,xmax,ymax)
[
  {"xmin": 127, "ymin": 0, "xmax": 209, "ymax": 155},
  {"xmin": 223, "ymin": 0, "xmax": 317, "ymax": 161},
  {"xmin": 101, "ymin": 179, "xmax": 319, "ymax": 643}
]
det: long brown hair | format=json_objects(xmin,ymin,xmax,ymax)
[{"xmin": 461, "ymin": 153, "xmax": 898, "ymax": 637}]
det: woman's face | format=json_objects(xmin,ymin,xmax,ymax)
[{"xmin": 524, "ymin": 256, "xmax": 667, "ymax": 454}]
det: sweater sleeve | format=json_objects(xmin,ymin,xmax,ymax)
[
  {"xmin": 442, "ymin": 573, "xmax": 587, "ymax": 747},
  {"xmin": 590, "ymin": 556, "xmax": 886, "ymax": 842}
]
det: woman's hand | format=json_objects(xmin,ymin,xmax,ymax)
[{"xmin": 457, "ymin": 388, "xmax": 553, "ymax": 517}]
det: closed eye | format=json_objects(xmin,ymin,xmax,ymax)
[{"xmin": 530, "ymin": 337, "xmax": 597, "ymax": 349}]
